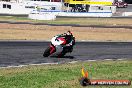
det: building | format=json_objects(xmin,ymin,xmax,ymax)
[{"xmin": 0, "ymin": 0, "xmax": 63, "ymax": 15}]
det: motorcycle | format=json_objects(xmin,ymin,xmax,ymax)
[{"xmin": 43, "ymin": 35, "xmax": 75, "ymax": 57}]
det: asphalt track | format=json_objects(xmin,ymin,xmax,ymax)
[{"xmin": 0, "ymin": 41, "xmax": 132, "ymax": 67}]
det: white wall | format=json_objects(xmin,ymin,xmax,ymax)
[
  {"xmin": 0, "ymin": 2, "xmax": 33, "ymax": 14},
  {"xmin": 0, "ymin": 1, "xmax": 62, "ymax": 15}
]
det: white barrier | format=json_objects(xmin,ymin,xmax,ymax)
[
  {"xmin": 28, "ymin": 11, "xmax": 112, "ymax": 20},
  {"xmin": 58, "ymin": 12, "xmax": 112, "ymax": 17},
  {"xmin": 122, "ymin": 12, "xmax": 132, "ymax": 16},
  {"xmin": 28, "ymin": 11, "xmax": 56, "ymax": 20}
]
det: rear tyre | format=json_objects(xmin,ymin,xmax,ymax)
[{"xmin": 43, "ymin": 47, "xmax": 51, "ymax": 57}]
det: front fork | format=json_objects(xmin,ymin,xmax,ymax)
[
  {"xmin": 50, "ymin": 44, "xmax": 63, "ymax": 55},
  {"xmin": 50, "ymin": 44, "xmax": 56, "ymax": 54}
]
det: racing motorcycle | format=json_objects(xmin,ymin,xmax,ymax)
[{"xmin": 43, "ymin": 34, "xmax": 75, "ymax": 57}]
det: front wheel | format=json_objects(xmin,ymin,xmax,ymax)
[{"xmin": 43, "ymin": 47, "xmax": 51, "ymax": 57}]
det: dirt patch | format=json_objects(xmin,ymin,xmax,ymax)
[{"xmin": 0, "ymin": 23, "xmax": 132, "ymax": 41}]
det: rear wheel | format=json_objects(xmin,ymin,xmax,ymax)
[{"xmin": 43, "ymin": 47, "xmax": 51, "ymax": 57}]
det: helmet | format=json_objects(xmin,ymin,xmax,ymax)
[{"xmin": 66, "ymin": 30, "xmax": 72, "ymax": 35}]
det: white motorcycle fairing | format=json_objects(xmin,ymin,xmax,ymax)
[
  {"xmin": 50, "ymin": 36, "xmax": 66, "ymax": 56},
  {"xmin": 51, "ymin": 36, "xmax": 66, "ymax": 46}
]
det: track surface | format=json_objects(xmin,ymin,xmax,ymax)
[{"xmin": 0, "ymin": 41, "xmax": 132, "ymax": 67}]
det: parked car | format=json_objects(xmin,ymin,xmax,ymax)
[{"xmin": 113, "ymin": 1, "xmax": 128, "ymax": 8}]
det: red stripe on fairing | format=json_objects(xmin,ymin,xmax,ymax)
[
  {"xmin": 58, "ymin": 38, "xmax": 66, "ymax": 45},
  {"xmin": 50, "ymin": 44, "xmax": 55, "ymax": 54}
]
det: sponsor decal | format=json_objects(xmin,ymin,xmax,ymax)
[{"xmin": 79, "ymin": 68, "xmax": 131, "ymax": 86}]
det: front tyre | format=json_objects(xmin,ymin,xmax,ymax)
[{"xmin": 43, "ymin": 47, "xmax": 51, "ymax": 57}]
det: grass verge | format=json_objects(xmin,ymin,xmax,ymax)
[
  {"xmin": 1, "ymin": 16, "xmax": 132, "ymax": 26},
  {"xmin": 0, "ymin": 60, "xmax": 132, "ymax": 88}
]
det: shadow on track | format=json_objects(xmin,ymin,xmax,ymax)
[{"xmin": 50, "ymin": 56, "xmax": 75, "ymax": 59}]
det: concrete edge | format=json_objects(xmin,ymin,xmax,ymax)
[{"xmin": 0, "ymin": 58, "xmax": 131, "ymax": 69}]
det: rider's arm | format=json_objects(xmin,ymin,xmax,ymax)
[{"xmin": 66, "ymin": 36, "xmax": 75, "ymax": 46}]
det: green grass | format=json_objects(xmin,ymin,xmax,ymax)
[
  {"xmin": 0, "ymin": 16, "xmax": 132, "ymax": 26},
  {"xmin": 0, "ymin": 60, "xmax": 132, "ymax": 88}
]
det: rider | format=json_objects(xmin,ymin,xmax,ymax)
[{"xmin": 50, "ymin": 31, "xmax": 75, "ymax": 54}]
